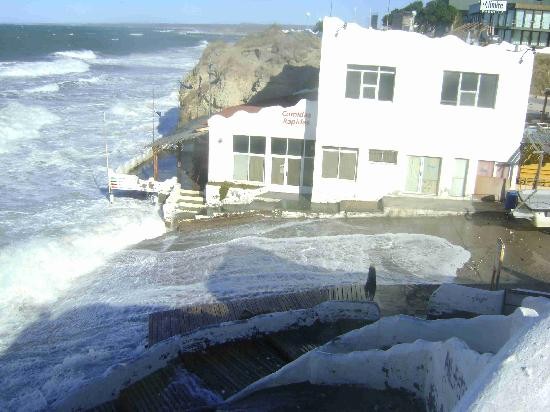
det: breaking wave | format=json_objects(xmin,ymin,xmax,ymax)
[
  {"xmin": 24, "ymin": 83, "xmax": 60, "ymax": 94},
  {"xmin": 0, "ymin": 59, "xmax": 90, "ymax": 78},
  {"xmin": 0, "ymin": 103, "xmax": 59, "ymax": 153},
  {"xmin": 53, "ymin": 50, "xmax": 98, "ymax": 60}
]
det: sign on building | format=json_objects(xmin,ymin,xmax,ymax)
[{"xmin": 479, "ymin": 0, "xmax": 507, "ymax": 13}]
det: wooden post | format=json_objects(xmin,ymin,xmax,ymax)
[
  {"xmin": 542, "ymin": 88, "xmax": 550, "ymax": 121},
  {"xmin": 176, "ymin": 143, "xmax": 183, "ymax": 184},
  {"xmin": 490, "ymin": 238, "xmax": 505, "ymax": 290},
  {"xmin": 153, "ymin": 147, "xmax": 159, "ymax": 181}
]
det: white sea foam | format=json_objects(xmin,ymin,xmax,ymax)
[
  {"xmin": 154, "ymin": 29, "xmax": 174, "ymax": 33},
  {"xmin": 0, "ymin": 103, "xmax": 59, "ymax": 153},
  {"xmin": 0, "ymin": 204, "xmax": 166, "ymax": 342},
  {"xmin": 53, "ymin": 50, "xmax": 98, "ymax": 60},
  {"xmin": 0, "ymin": 59, "xmax": 90, "ymax": 78},
  {"xmin": 24, "ymin": 83, "xmax": 60, "ymax": 94},
  {"xmin": 129, "ymin": 33, "xmax": 144, "ymax": 36}
]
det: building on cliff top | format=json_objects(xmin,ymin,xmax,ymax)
[{"xmin": 205, "ymin": 17, "xmax": 533, "ymax": 208}]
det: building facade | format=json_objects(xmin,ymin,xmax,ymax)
[
  {"xmin": 467, "ymin": 1, "xmax": 550, "ymax": 47},
  {"xmin": 207, "ymin": 100, "xmax": 317, "ymax": 196},
  {"xmin": 207, "ymin": 17, "xmax": 533, "ymax": 206},
  {"xmin": 312, "ymin": 17, "xmax": 532, "ymax": 204}
]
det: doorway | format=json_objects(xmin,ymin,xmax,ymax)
[
  {"xmin": 270, "ymin": 138, "xmax": 315, "ymax": 190},
  {"xmin": 405, "ymin": 156, "xmax": 442, "ymax": 195},
  {"xmin": 450, "ymin": 158, "xmax": 469, "ymax": 197}
]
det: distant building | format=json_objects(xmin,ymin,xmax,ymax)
[
  {"xmin": 206, "ymin": 17, "xmax": 533, "ymax": 207},
  {"xmin": 371, "ymin": 14, "xmax": 379, "ymax": 30},
  {"xmin": 466, "ymin": 0, "xmax": 550, "ymax": 47},
  {"xmin": 390, "ymin": 11, "xmax": 417, "ymax": 31}
]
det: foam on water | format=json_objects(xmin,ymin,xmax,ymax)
[
  {"xmin": 53, "ymin": 50, "xmax": 98, "ymax": 60},
  {"xmin": 24, "ymin": 83, "xmax": 60, "ymax": 94},
  {"xmin": 0, "ymin": 58, "xmax": 90, "ymax": 78},
  {"xmin": 0, "ymin": 102, "xmax": 59, "ymax": 153},
  {"xmin": 0, "ymin": 214, "xmax": 471, "ymax": 410}
]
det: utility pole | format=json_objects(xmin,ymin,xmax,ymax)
[
  {"xmin": 152, "ymin": 88, "xmax": 159, "ymax": 181},
  {"xmin": 208, "ymin": 59, "xmax": 213, "ymax": 117}
]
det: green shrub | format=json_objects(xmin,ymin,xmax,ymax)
[{"xmin": 219, "ymin": 181, "xmax": 230, "ymax": 201}]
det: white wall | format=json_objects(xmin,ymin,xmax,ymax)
[
  {"xmin": 312, "ymin": 17, "xmax": 533, "ymax": 203},
  {"xmin": 208, "ymin": 99, "xmax": 317, "ymax": 192}
]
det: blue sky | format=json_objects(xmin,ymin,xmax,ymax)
[{"xmin": 0, "ymin": 0, "xmax": 415, "ymax": 25}]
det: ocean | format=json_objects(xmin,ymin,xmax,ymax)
[
  {"xmin": 0, "ymin": 24, "xmax": 471, "ymax": 411},
  {"xmin": 0, "ymin": 23, "xmax": 230, "ymax": 410}
]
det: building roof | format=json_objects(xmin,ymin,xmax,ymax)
[
  {"xmin": 148, "ymin": 115, "xmax": 208, "ymax": 149},
  {"xmin": 216, "ymin": 105, "xmax": 262, "ymax": 118}
]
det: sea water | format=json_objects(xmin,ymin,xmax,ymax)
[
  {"xmin": 0, "ymin": 25, "xmax": 472, "ymax": 411},
  {"xmin": 0, "ymin": 24, "xmax": 231, "ymax": 410}
]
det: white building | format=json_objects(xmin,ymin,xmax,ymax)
[{"xmin": 206, "ymin": 17, "xmax": 534, "ymax": 207}]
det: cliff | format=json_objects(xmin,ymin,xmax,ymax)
[{"xmin": 178, "ymin": 27, "xmax": 321, "ymax": 124}]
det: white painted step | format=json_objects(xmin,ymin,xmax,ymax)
[
  {"xmin": 180, "ymin": 189, "xmax": 203, "ymax": 196},
  {"xmin": 178, "ymin": 195, "xmax": 204, "ymax": 203},
  {"xmin": 175, "ymin": 202, "xmax": 205, "ymax": 210}
]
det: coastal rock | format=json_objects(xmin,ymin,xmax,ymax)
[{"xmin": 178, "ymin": 27, "xmax": 320, "ymax": 124}]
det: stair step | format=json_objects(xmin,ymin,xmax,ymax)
[
  {"xmin": 180, "ymin": 189, "xmax": 203, "ymax": 196},
  {"xmin": 178, "ymin": 195, "xmax": 204, "ymax": 203},
  {"xmin": 176, "ymin": 202, "xmax": 205, "ymax": 210}
]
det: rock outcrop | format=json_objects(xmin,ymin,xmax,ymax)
[{"xmin": 178, "ymin": 27, "xmax": 321, "ymax": 124}]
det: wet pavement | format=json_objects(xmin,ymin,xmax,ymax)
[{"xmin": 174, "ymin": 212, "xmax": 550, "ymax": 290}]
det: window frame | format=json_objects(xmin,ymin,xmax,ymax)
[
  {"xmin": 270, "ymin": 138, "xmax": 315, "ymax": 187},
  {"xmin": 369, "ymin": 149, "xmax": 398, "ymax": 164},
  {"xmin": 440, "ymin": 70, "xmax": 499, "ymax": 109},
  {"xmin": 232, "ymin": 135, "xmax": 266, "ymax": 183},
  {"xmin": 321, "ymin": 146, "xmax": 359, "ymax": 181},
  {"xmin": 345, "ymin": 64, "xmax": 396, "ymax": 102}
]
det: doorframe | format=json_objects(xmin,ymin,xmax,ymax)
[{"xmin": 404, "ymin": 155, "xmax": 442, "ymax": 195}]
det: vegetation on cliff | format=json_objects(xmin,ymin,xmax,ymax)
[
  {"xmin": 532, "ymin": 53, "xmax": 550, "ymax": 96},
  {"xmin": 178, "ymin": 26, "xmax": 320, "ymax": 124}
]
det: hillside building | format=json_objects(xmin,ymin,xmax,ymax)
[
  {"xmin": 466, "ymin": 0, "xmax": 550, "ymax": 47},
  {"xmin": 206, "ymin": 17, "xmax": 533, "ymax": 208}
]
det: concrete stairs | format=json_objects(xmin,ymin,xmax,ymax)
[{"xmin": 162, "ymin": 186, "xmax": 205, "ymax": 224}]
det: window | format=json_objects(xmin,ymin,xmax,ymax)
[
  {"xmin": 270, "ymin": 138, "xmax": 315, "ymax": 187},
  {"xmin": 515, "ymin": 9, "xmax": 524, "ymax": 28},
  {"xmin": 322, "ymin": 147, "xmax": 358, "ymax": 180},
  {"xmin": 369, "ymin": 149, "xmax": 398, "ymax": 164},
  {"xmin": 345, "ymin": 64, "xmax": 396, "ymax": 101},
  {"xmin": 233, "ymin": 135, "xmax": 265, "ymax": 182},
  {"xmin": 440, "ymin": 71, "xmax": 498, "ymax": 109}
]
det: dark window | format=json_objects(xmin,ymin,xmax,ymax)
[
  {"xmin": 322, "ymin": 147, "xmax": 358, "ymax": 180},
  {"xmin": 250, "ymin": 136, "xmax": 266, "ymax": 154},
  {"xmin": 287, "ymin": 139, "xmax": 304, "ymax": 156},
  {"xmin": 369, "ymin": 149, "xmax": 397, "ymax": 164},
  {"xmin": 345, "ymin": 71, "xmax": 361, "ymax": 99},
  {"xmin": 345, "ymin": 65, "xmax": 396, "ymax": 102},
  {"xmin": 271, "ymin": 137, "xmax": 287, "ymax": 155},
  {"xmin": 478, "ymin": 74, "xmax": 499, "ymax": 108},
  {"xmin": 233, "ymin": 135, "xmax": 265, "ymax": 182},
  {"xmin": 233, "ymin": 135, "xmax": 249, "ymax": 153},
  {"xmin": 440, "ymin": 71, "xmax": 498, "ymax": 109},
  {"xmin": 304, "ymin": 140, "xmax": 315, "ymax": 157}
]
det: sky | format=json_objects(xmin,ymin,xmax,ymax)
[{"xmin": 0, "ymin": 0, "xmax": 415, "ymax": 25}]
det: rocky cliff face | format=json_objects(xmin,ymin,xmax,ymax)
[{"xmin": 178, "ymin": 27, "xmax": 321, "ymax": 124}]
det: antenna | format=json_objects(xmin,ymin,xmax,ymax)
[
  {"xmin": 152, "ymin": 87, "xmax": 155, "ymax": 145},
  {"xmin": 104, "ymin": 112, "xmax": 113, "ymax": 204},
  {"xmin": 330, "ymin": 0, "xmax": 333, "ymax": 17}
]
